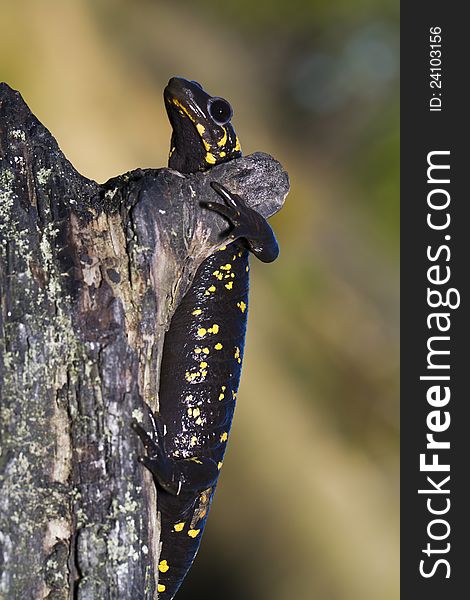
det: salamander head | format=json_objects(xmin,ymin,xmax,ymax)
[{"xmin": 164, "ymin": 77, "xmax": 241, "ymax": 174}]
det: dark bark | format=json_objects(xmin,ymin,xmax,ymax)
[{"xmin": 0, "ymin": 83, "xmax": 289, "ymax": 600}]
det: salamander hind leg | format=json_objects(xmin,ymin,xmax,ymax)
[
  {"xmin": 203, "ymin": 181, "xmax": 279, "ymax": 263},
  {"xmin": 132, "ymin": 408, "xmax": 219, "ymax": 496}
]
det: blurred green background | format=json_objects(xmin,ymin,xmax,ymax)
[{"xmin": 1, "ymin": 1, "xmax": 399, "ymax": 598}]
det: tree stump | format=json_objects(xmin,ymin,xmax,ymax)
[{"xmin": 0, "ymin": 83, "xmax": 289, "ymax": 599}]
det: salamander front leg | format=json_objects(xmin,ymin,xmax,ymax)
[
  {"xmin": 203, "ymin": 181, "xmax": 279, "ymax": 263},
  {"xmin": 132, "ymin": 409, "xmax": 219, "ymax": 496}
]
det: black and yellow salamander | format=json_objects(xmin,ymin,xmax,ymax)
[{"xmin": 133, "ymin": 77, "xmax": 279, "ymax": 598}]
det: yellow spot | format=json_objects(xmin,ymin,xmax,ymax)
[
  {"xmin": 220, "ymin": 432, "xmax": 228, "ymax": 442},
  {"xmin": 219, "ymin": 245, "xmax": 227, "ymax": 251},
  {"xmin": 225, "ymin": 281, "xmax": 233, "ymax": 290},
  {"xmin": 206, "ymin": 152, "xmax": 217, "ymax": 164},
  {"xmin": 204, "ymin": 284, "xmax": 216, "ymax": 296},
  {"xmin": 201, "ymin": 370, "xmax": 207, "ymax": 377},
  {"xmin": 217, "ymin": 127, "xmax": 228, "ymax": 147},
  {"xmin": 220, "ymin": 264, "xmax": 232, "ymax": 271},
  {"xmin": 215, "ymin": 343, "xmax": 223, "ymax": 350},
  {"xmin": 202, "ymin": 347, "xmax": 210, "ymax": 354},
  {"xmin": 218, "ymin": 461, "xmax": 223, "ymax": 470},
  {"xmin": 159, "ymin": 560, "xmax": 169, "ymax": 573},
  {"xmin": 194, "ymin": 347, "xmax": 202, "ymax": 354},
  {"xmin": 195, "ymin": 417, "xmax": 203, "ymax": 425},
  {"xmin": 232, "ymin": 254, "xmax": 237, "ymax": 260},
  {"xmin": 208, "ymin": 324, "xmax": 219, "ymax": 334},
  {"xmin": 187, "ymin": 408, "xmax": 193, "ymax": 416},
  {"xmin": 200, "ymin": 492, "xmax": 208, "ymax": 502},
  {"xmin": 158, "ymin": 584, "xmax": 166, "ymax": 592},
  {"xmin": 232, "ymin": 390, "xmax": 237, "ymax": 399},
  {"xmin": 222, "ymin": 386, "xmax": 226, "ymax": 391},
  {"xmin": 169, "ymin": 147, "xmax": 175, "ymax": 158},
  {"xmin": 190, "ymin": 436, "xmax": 198, "ymax": 447},
  {"xmin": 220, "ymin": 151, "xmax": 226, "ymax": 157},
  {"xmin": 234, "ymin": 137, "xmax": 241, "ymax": 152},
  {"xmin": 238, "ymin": 251, "xmax": 243, "ymax": 257},
  {"xmin": 188, "ymin": 529, "xmax": 201, "ymax": 538},
  {"xmin": 197, "ymin": 328, "xmax": 207, "ymax": 337},
  {"xmin": 172, "ymin": 98, "xmax": 195, "ymax": 122},
  {"xmin": 174, "ymin": 522, "xmax": 185, "ymax": 532},
  {"xmin": 192, "ymin": 309, "xmax": 202, "ymax": 316},
  {"xmin": 234, "ymin": 347, "xmax": 240, "ymax": 359},
  {"xmin": 218, "ymin": 393, "xmax": 225, "ymax": 401},
  {"xmin": 246, "ymin": 265, "xmax": 249, "ymax": 272},
  {"xmin": 185, "ymin": 371, "xmax": 200, "ymax": 382},
  {"xmin": 200, "ymin": 362, "xmax": 208, "ymax": 369},
  {"xmin": 196, "ymin": 123, "xmax": 205, "ymax": 135},
  {"xmin": 237, "ymin": 301, "xmax": 247, "ymax": 313},
  {"xmin": 193, "ymin": 407, "xmax": 201, "ymax": 418},
  {"xmin": 190, "ymin": 457, "xmax": 203, "ymax": 464}
]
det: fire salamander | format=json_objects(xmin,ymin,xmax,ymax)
[{"xmin": 133, "ymin": 77, "xmax": 279, "ymax": 599}]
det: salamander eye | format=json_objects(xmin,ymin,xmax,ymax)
[{"xmin": 207, "ymin": 97, "xmax": 233, "ymax": 125}]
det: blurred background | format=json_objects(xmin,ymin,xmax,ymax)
[{"xmin": 1, "ymin": 1, "xmax": 398, "ymax": 598}]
